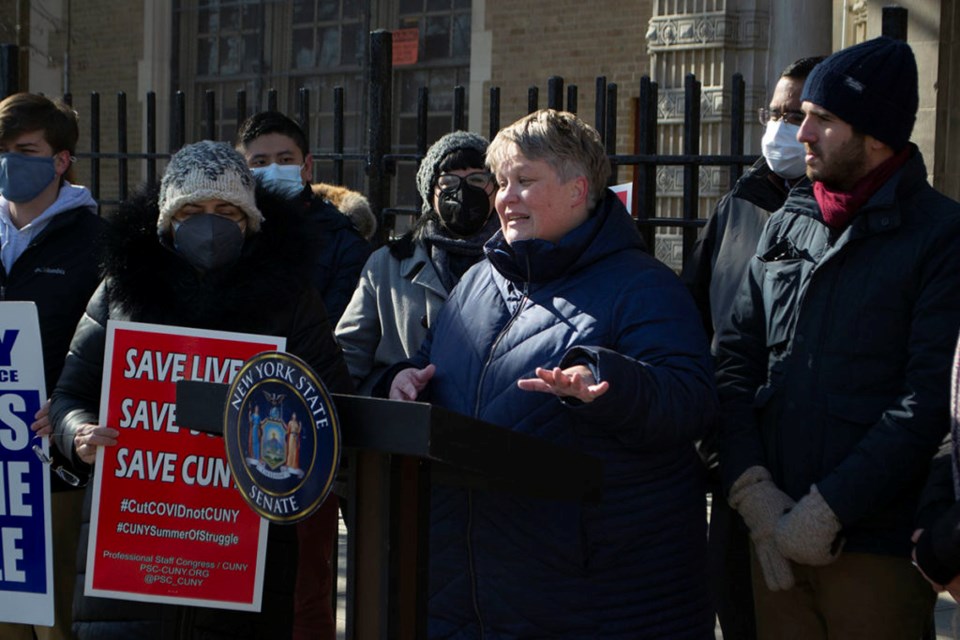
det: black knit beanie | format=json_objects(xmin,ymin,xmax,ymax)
[
  {"xmin": 415, "ymin": 131, "xmax": 489, "ymax": 216},
  {"xmin": 801, "ymin": 36, "xmax": 918, "ymax": 151}
]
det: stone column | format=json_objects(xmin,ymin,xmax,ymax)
[
  {"xmin": 766, "ymin": 0, "xmax": 833, "ymax": 90},
  {"xmin": 935, "ymin": 0, "xmax": 960, "ymax": 199},
  {"xmin": 645, "ymin": 0, "xmax": 835, "ymax": 268},
  {"xmin": 646, "ymin": 0, "xmax": 771, "ymax": 267}
]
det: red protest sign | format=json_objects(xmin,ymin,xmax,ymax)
[{"xmin": 85, "ymin": 321, "xmax": 284, "ymax": 611}]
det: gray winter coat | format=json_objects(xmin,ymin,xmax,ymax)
[{"xmin": 335, "ymin": 240, "xmax": 448, "ymax": 394}]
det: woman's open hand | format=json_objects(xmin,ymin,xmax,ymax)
[{"xmin": 517, "ymin": 365, "xmax": 609, "ymax": 403}]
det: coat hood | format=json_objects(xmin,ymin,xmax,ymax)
[
  {"xmin": 781, "ymin": 144, "xmax": 927, "ymax": 227},
  {"xmin": 484, "ymin": 188, "xmax": 647, "ymax": 283},
  {"xmin": 311, "ymin": 182, "xmax": 377, "ymax": 240}
]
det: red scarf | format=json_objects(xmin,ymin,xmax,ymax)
[{"xmin": 814, "ymin": 146, "xmax": 911, "ymax": 229}]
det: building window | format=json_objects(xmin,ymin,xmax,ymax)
[
  {"xmin": 195, "ymin": 2, "xmax": 263, "ymax": 76},
  {"xmin": 174, "ymin": 0, "xmax": 472, "ymax": 205},
  {"xmin": 291, "ymin": 0, "xmax": 365, "ymax": 70},
  {"xmin": 393, "ymin": 0, "xmax": 472, "ymax": 217}
]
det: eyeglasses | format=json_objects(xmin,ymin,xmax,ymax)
[
  {"xmin": 32, "ymin": 437, "xmax": 83, "ymax": 487},
  {"xmin": 436, "ymin": 172, "xmax": 496, "ymax": 194},
  {"xmin": 758, "ymin": 108, "xmax": 805, "ymax": 127}
]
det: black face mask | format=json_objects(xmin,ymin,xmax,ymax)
[
  {"xmin": 173, "ymin": 214, "xmax": 245, "ymax": 271},
  {"xmin": 436, "ymin": 183, "xmax": 493, "ymax": 237}
]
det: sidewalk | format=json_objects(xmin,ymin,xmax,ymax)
[{"xmin": 936, "ymin": 594, "xmax": 959, "ymax": 640}]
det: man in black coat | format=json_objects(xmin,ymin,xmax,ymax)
[
  {"xmin": 716, "ymin": 37, "xmax": 960, "ymax": 639},
  {"xmin": 681, "ymin": 56, "xmax": 822, "ymax": 640},
  {"xmin": 0, "ymin": 92, "xmax": 103, "ymax": 640},
  {"xmin": 235, "ymin": 111, "xmax": 370, "ymax": 324}
]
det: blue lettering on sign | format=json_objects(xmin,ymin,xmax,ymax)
[
  {"xmin": 0, "ymin": 390, "xmax": 46, "ymax": 593},
  {"xmin": 0, "ymin": 330, "xmax": 18, "ymax": 367}
]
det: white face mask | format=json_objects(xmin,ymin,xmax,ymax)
[
  {"xmin": 761, "ymin": 119, "xmax": 807, "ymax": 180},
  {"xmin": 250, "ymin": 163, "xmax": 304, "ymax": 199}
]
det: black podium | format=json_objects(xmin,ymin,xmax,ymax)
[{"xmin": 176, "ymin": 383, "xmax": 603, "ymax": 640}]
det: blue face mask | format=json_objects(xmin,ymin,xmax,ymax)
[
  {"xmin": 250, "ymin": 163, "xmax": 305, "ymax": 199},
  {"xmin": 0, "ymin": 152, "xmax": 57, "ymax": 203}
]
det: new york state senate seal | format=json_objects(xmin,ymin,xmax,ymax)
[{"xmin": 222, "ymin": 352, "xmax": 340, "ymax": 524}]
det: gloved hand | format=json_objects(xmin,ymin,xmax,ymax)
[
  {"xmin": 774, "ymin": 484, "xmax": 843, "ymax": 566},
  {"xmin": 728, "ymin": 466, "xmax": 796, "ymax": 591}
]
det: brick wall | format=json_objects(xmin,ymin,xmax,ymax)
[
  {"xmin": 66, "ymin": 1, "xmax": 145, "ymax": 207},
  {"xmin": 0, "ymin": 1, "xmax": 145, "ymax": 207},
  {"xmin": 4, "ymin": 1, "xmax": 660, "ymax": 205},
  {"xmin": 484, "ymin": 0, "xmax": 654, "ymax": 182}
]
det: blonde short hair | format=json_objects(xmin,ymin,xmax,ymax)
[{"xmin": 486, "ymin": 109, "xmax": 611, "ymax": 210}]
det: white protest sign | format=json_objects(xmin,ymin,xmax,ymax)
[{"xmin": 0, "ymin": 301, "xmax": 54, "ymax": 625}]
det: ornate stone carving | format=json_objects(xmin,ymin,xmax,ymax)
[
  {"xmin": 655, "ymin": 235, "xmax": 683, "ymax": 271},
  {"xmin": 849, "ymin": 1, "xmax": 869, "ymax": 45},
  {"xmin": 657, "ymin": 86, "xmax": 727, "ymax": 123},
  {"xmin": 655, "ymin": 165, "xmax": 726, "ymax": 198},
  {"xmin": 647, "ymin": 11, "xmax": 768, "ymax": 52}
]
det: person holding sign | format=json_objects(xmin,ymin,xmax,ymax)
[
  {"xmin": 387, "ymin": 110, "xmax": 717, "ymax": 638},
  {"xmin": 50, "ymin": 141, "xmax": 352, "ymax": 639},
  {"xmin": 0, "ymin": 93, "xmax": 104, "ymax": 640}
]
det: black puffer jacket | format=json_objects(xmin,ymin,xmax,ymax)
[
  {"xmin": 414, "ymin": 191, "xmax": 716, "ymax": 638},
  {"xmin": 717, "ymin": 147, "xmax": 960, "ymax": 556},
  {"xmin": 0, "ymin": 204, "xmax": 103, "ymax": 395},
  {"xmin": 296, "ymin": 185, "xmax": 371, "ymax": 324},
  {"xmin": 681, "ymin": 158, "xmax": 798, "ymax": 353},
  {"xmin": 1, "ymin": 202, "xmax": 104, "ymax": 492},
  {"xmin": 50, "ymin": 186, "xmax": 353, "ymax": 640}
]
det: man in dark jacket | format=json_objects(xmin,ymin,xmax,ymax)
[
  {"xmin": 236, "ymin": 112, "xmax": 368, "ymax": 640},
  {"xmin": 716, "ymin": 37, "xmax": 960, "ymax": 639},
  {"xmin": 0, "ymin": 92, "xmax": 103, "ymax": 640},
  {"xmin": 236, "ymin": 111, "xmax": 370, "ymax": 323},
  {"xmin": 681, "ymin": 56, "xmax": 821, "ymax": 640}
]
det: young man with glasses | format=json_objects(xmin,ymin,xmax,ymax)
[
  {"xmin": 0, "ymin": 92, "xmax": 103, "ymax": 640},
  {"xmin": 680, "ymin": 55, "xmax": 823, "ymax": 640}
]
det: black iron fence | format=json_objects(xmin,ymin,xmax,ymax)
[
  {"xmin": 0, "ymin": 6, "xmax": 913, "ymax": 268},
  {"xmin": 0, "ymin": 38, "xmax": 762, "ymax": 269}
]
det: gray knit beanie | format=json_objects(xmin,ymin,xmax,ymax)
[
  {"xmin": 157, "ymin": 140, "xmax": 263, "ymax": 237},
  {"xmin": 415, "ymin": 131, "xmax": 490, "ymax": 216}
]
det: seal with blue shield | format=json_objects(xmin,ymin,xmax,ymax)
[{"xmin": 222, "ymin": 352, "xmax": 340, "ymax": 524}]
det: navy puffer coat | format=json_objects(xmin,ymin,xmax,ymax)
[{"xmin": 412, "ymin": 191, "xmax": 717, "ymax": 639}]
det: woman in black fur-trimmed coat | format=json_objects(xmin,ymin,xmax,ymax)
[{"xmin": 50, "ymin": 141, "xmax": 353, "ymax": 640}]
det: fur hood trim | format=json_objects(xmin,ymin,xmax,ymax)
[{"xmin": 312, "ymin": 182, "xmax": 377, "ymax": 240}]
